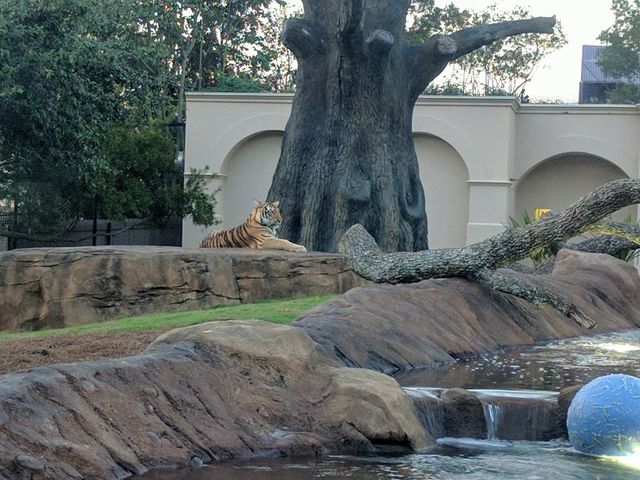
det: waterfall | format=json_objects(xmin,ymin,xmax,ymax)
[
  {"xmin": 405, "ymin": 387, "xmax": 563, "ymax": 442},
  {"xmin": 404, "ymin": 388, "xmax": 446, "ymax": 439},
  {"xmin": 481, "ymin": 402, "xmax": 503, "ymax": 440}
]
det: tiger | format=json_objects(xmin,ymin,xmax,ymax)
[{"xmin": 199, "ymin": 200, "xmax": 307, "ymax": 252}]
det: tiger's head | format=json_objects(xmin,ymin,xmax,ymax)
[{"xmin": 252, "ymin": 201, "xmax": 282, "ymax": 230}]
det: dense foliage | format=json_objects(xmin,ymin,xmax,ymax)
[
  {"xmin": 0, "ymin": 0, "xmax": 156, "ymax": 235},
  {"xmin": 598, "ymin": 0, "xmax": 640, "ymax": 104},
  {"xmin": 0, "ymin": 0, "xmax": 283, "ymax": 239}
]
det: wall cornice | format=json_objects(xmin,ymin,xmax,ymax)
[
  {"xmin": 518, "ymin": 103, "xmax": 640, "ymax": 115},
  {"xmin": 186, "ymin": 92, "xmax": 640, "ymax": 115},
  {"xmin": 186, "ymin": 92, "xmax": 295, "ymax": 104}
]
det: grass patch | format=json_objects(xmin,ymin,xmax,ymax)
[{"xmin": 0, "ymin": 295, "xmax": 336, "ymax": 341}]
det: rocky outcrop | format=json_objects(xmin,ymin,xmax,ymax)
[
  {"xmin": 295, "ymin": 250, "xmax": 640, "ymax": 372},
  {"xmin": 1, "ymin": 249, "xmax": 638, "ymax": 479},
  {"xmin": 0, "ymin": 247, "xmax": 368, "ymax": 331},
  {"xmin": 0, "ymin": 320, "xmax": 428, "ymax": 480},
  {"xmin": 441, "ymin": 388, "xmax": 487, "ymax": 439}
]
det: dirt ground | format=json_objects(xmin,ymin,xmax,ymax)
[{"xmin": 0, "ymin": 330, "xmax": 169, "ymax": 376}]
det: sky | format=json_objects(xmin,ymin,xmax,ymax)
[{"xmin": 433, "ymin": 0, "xmax": 616, "ymax": 102}]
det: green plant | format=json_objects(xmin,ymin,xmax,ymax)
[
  {"xmin": 507, "ymin": 211, "xmax": 554, "ymax": 266},
  {"xmin": 0, "ymin": 295, "xmax": 336, "ymax": 340}
]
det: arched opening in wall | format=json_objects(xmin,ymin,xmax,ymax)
[
  {"xmin": 414, "ymin": 134, "xmax": 470, "ymax": 249},
  {"xmin": 514, "ymin": 153, "xmax": 636, "ymax": 226},
  {"xmin": 220, "ymin": 131, "xmax": 284, "ymax": 229}
]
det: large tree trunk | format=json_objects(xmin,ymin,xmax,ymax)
[
  {"xmin": 339, "ymin": 178, "xmax": 640, "ymax": 329},
  {"xmin": 268, "ymin": 0, "xmax": 555, "ymax": 252}
]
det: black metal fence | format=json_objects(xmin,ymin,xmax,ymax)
[
  {"xmin": 0, "ymin": 216, "xmax": 182, "ymax": 251},
  {"xmin": 0, "ymin": 212, "xmax": 12, "ymax": 251}
]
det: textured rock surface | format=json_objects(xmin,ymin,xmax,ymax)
[
  {"xmin": 441, "ymin": 388, "xmax": 487, "ymax": 439},
  {"xmin": 1, "ymin": 249, "xmax": 638, "ymax": 479},
  {"xmin": 0, "ymin": 247, "xmax": 368, "ymax": 331},
  {"xmin": 557, "ymin": 384, "xmax": 583, "ymax": 429},
  {"xmin": 295, "ymin": 250, "xmax": 640, "ymax": 372},
  {"xmin": 0, "ymin": 320, "xmax": 428, "ymax": 480}
]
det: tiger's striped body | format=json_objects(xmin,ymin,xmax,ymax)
[{"xmin": 199, "ymin": 201, "xmax": 307, "ymax": 252}]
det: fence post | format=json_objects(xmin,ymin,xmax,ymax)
[{"xmin": 106, "ymin": 221, "xmax": 112, "ymax": 246}]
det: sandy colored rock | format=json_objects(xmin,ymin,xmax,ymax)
[
  {"xmin": 315, "ymin": 368, "xmax": 431, "ymax": 451},
  {"xmin": 295, "ymin": 250, "xmax": 640, "ymax": 372},
  {"xmin": 0, "ymin": 247, "xmax": 368, "ymax": 331},
  {"xmin": 0, "ymin": 320, "xmax": 428, "ymax": 480}
]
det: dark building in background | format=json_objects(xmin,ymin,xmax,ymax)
[{"xmin": 579, "ymin": 45, "xmax": 639, "ymax": 103}]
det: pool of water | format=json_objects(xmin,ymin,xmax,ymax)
[
  {"xmin": 141, "ymin": 440, "xmax": 640, "ymax": 480},
  {"xmin": 137, "ymin": 329, "xmax": 640, "ymax": 480},
  {"xmin": 394, "ymin": 329, "xmax": 640, "ymax": 390}
]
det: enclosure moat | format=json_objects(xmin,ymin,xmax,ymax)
[
  {"xmin": 138, "ymin": 329, "xmax": 640, "ymax": 480},
  {"xmin": 394, "ymin": 329, "xmax": 640, "ymax": 391}
]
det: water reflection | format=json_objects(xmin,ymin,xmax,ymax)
[
  {"xmin": 141, "ymin": 440, "xmax": 640, "ymax": 480},
  {"xmin": 394, "ymin": 329, "xmax": 640, "ymax": 390}
]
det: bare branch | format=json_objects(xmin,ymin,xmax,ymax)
[
  {"xmin": 366, "ymin": 29, "xmax": 395, "ymax": 56},
  {"xmin": 282, "ymin": 18, "xmax": 326, "ymax": 58},
  {"xmin": 470, "ymin": 269, "xmax": 597, "ymax": 329},
  {"xmin": 557, "ymin": 219, "xmax": 640, "ymax": 257},
  {"xmin": 406, "ymin": 17, "xmax": 556, "ymax": 97},
  {"xmin": 448, "ymin": 17, "xmax": 556, "ymax": 59}
]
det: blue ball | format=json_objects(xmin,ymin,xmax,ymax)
[{"xmin": 567, "ymin": 374, "xmax": 640, "ymax": 456}]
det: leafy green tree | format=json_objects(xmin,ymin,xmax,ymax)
[
  {"xmin": 100, "ymin": 123, "xmax": 217, "ymax": 226},
  {"xmin": 211, "ymin": 71, "xmax": 265, "ymax": 92},
  {"xmin": 598, "ymin": 0, "xmax": 640, "ymax": 104},
  {"xmin": 258, "ymin": 1, "xmax": 301, "ymax": 92},
  {"xmin": 408, "ymin": 1, "xmax": 566, "ymax": 99},
  {"xmin": 0, "ymin": 0, "xmax": 216, "ymax": 241},
  {"xmin": 0, "ymin": 0, "xmax": 138, "ymax": 234}
]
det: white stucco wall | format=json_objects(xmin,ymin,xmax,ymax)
[
  {"xmin": 183, "ymin": 93, "xmax": 640, "ymax": 250},
  {"xmin": 414, "ymin": 134, "xmax": 469, "ymax": 248},
  {"xmin": 220, "ymin": 132, "xmax": 283, "ymax": 228},
  {"xmin": 515, "ymin": 154, "xmax": 637, "ymax": 224}
]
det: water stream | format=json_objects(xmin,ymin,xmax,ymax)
[
  {"xmin": 138, "ymin": 329, "xmax": 640, "ymax": 480},
  {"xmin": 394, "ymin": 329, "xmax": 640, "ymax": 390},
  {"xmin": 481, "ymin": 402, "xmax": 502, "ymax": 440}
]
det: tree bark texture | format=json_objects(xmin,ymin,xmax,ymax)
[
  {"xmin": 267, "ymin": 0, "xmax": 555, "ymax": 252},
  {"xmin": 339, "ymin": 178, "xmax": 640, "ymax": 329}
]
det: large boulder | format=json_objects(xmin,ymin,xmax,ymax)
[
  {"xmin": 295, "ymin": 250, "xmax": 640, "ymax": 372},
  {"xmin": 441, "ymin": 388, "xmax": 487, "ymax": 439},
  {"xmin": 0, "ymin": 320, "xmax": 428, "ymax": 480},
  {"xmin": 0, "ymin": 247, "xmax": 368, "ymax": 331}
]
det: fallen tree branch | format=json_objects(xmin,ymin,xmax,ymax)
[
  {"xmin": 470, "ymin": 269, "xmax": 596, "ymax": 329},
  {"xmin": 338, "ymin": 178, "xmax": 640, "ymax": 329}
]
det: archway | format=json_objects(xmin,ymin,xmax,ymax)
[
  {"xmin": 414, "ymin": 134, "xmax": 470, "ymax": 248},
  {"xmin": 220, "ymin": 131, "xmax": 283, "ymax": 228},
  {"xmin": 514, "ymin": 153, "xmax": 636, "ymax": 224}
]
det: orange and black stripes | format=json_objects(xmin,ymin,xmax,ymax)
[{"xmin": 199, "ymin": 201, "xmax": 281, "ymax": 249}]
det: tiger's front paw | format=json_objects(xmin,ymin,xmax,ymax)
[{"xmin": 293, "ymin": 245, "xmax": 307, "ymax": 253}]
